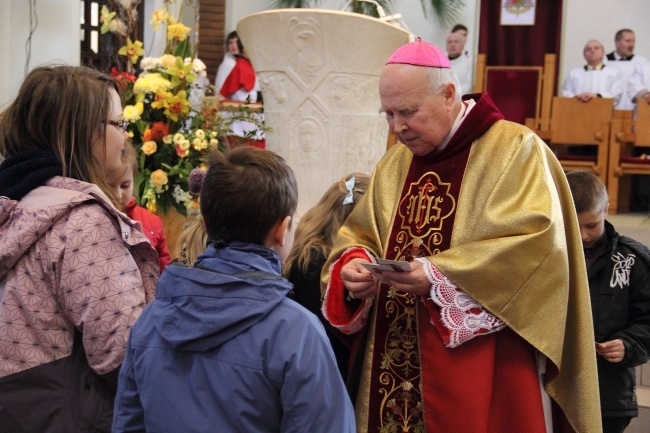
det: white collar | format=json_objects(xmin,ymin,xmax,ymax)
[{"xmin": 437, "ymin": 98, "xmax": 476, "ymax": 152}]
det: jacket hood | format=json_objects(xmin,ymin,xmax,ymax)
[
  {"xmin": 0, "ymin": 177, "xmax": 116, "ymax": 279},
  {"xmin": 151, "ymin": 242, "xmax": 293, "ymax": 352}
]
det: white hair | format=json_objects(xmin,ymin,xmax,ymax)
[{"xmin": 426, "ymin": 67, "xmax": 462, "ymax": 101}]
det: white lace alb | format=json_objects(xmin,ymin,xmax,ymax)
[{"xmin": 417, "ymin": 258, "xmax": 506, "ymax": 348}]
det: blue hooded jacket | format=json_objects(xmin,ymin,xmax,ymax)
[{"xmin": 112, "ymin": 242, "xmax": 355, "ymax": 432}]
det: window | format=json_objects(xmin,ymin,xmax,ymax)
[{"xmin": 80, "ymin": 0, "xmax": 144, "ymax": 73}]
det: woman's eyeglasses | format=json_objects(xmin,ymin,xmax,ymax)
[{"xmin": 107, "ymin": 120, "xmax": 129, "ymax": 132}]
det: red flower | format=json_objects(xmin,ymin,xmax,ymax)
[
  {"xmin": 110, "ymin": 67, "xmax": 137, "ymax": 83},
  {"xmin": 150, "ymin": 122, "xmax": 170, "ymax": 141}
]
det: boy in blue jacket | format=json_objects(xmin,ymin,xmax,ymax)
[
  {"xmin": 113, "ymin": 146, "xmax": 356, "ymax": 432},
  {"xmin": 566, "ymin": 170, "xmax": 650, "ymax": 433}
]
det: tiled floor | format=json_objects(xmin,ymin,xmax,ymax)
[
  {"xmin": 628, "ymin": 409, "xmax": 649, "ymax": 433},
  {"xmin": 601, "ymin": 213, "xmax": 650, "ymax": 433},
  {"xmin": 608, "ymin": 212, "xmax": 650, "ymax": 246}
]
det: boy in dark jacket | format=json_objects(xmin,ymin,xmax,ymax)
[
  {"xmin": 567, "ymin": 170, "xmax": 650, "ymax": 433},
  {"xmin": 112, "ymin": 147, "xmax": 356, "ymax": 432}
]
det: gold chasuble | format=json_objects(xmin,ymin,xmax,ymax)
[{"xmin": 322, "ymin": 94, "xmax": 601, "ymax": 433}]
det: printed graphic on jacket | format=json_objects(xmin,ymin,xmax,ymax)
[{"xmin": 610, "ymin": 252, "xmax": 635, "ymax": 289}]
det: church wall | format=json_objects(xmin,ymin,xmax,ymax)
[{"xmin": 1, "ymin": 0, "xmax": 79, "ymax": 108}]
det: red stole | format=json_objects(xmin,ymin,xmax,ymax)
[
  {"xmin": 362, "ymin": 94, "xmax": 548, "ymax": 432},
  {"xmin": 220, "ymin": 57, "xmax": 256, "ymax": 99}
]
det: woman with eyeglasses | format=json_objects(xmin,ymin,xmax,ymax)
[{"xmin": 0, "ymin": 64, "xmax": 159, "ymax": 433}]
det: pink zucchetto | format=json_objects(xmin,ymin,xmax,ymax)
[{"xmin": 386, "ymin": 39, "xmax": 451, "ymax": 68}]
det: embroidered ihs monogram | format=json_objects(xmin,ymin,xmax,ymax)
[
  {"xmin": 398, "ymin": 172, "xmax": 455, "ymax": 238},
  {"xmin": 610, "ymin": 252, "xmax": 635, "ymax": 289}
]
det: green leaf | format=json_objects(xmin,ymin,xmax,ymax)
[{"xmin": 174, "ymin": 38, "xmax": 190, "ymax": 58}]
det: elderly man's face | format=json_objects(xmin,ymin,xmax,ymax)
[
  {"xmin": 616, "ymin": 31, "xmax": 635, "ymax": 57},
  {"xmin": 446, "ymin": 33, "xmax": 465, "ymax": 59},
  {"xmin": 583, "ymin": 41, "xmax": 604, "ymax": 65},
  {"xmin": 379, "ymin": 64, "xmax": 456, "ymax": 156}
]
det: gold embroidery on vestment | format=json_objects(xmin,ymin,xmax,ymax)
[{"xmin": 375, "ymin": 171, "xmax": 454, "ymax": 431}]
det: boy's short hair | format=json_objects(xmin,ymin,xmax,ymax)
[
  {"xmin": 566, "ymin": 170, "xmax": 609, "ymax": 213},
  {"xmin": 200, "ymin": 146, "xmax": 298, "ymax": 246}
]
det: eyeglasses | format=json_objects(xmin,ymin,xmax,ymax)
[{"xmin": 107, "ymin": 120, "xmax": 129, "ymax": 132}]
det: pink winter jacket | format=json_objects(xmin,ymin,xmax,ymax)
[{"xmin": 0, "ymin": 177, "xmax": 159, "ymax": 431}]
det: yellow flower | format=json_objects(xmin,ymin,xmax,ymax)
[
  {"xmin": 210, "ymin": 131, "xmax": 218, "ymax": 138},
  {"xmin": 142, "ymin": 141, "xmax": 157, "ymax": 156},
  {"xmin": 135, "ymin": 76, "xmax": 167, "ymax": 95},
  {"xmin": 209, "ymin": 138, "xmax": 219, "ymax": 148},
  {"xmin": 167, "ymin": 23, "xmax": 190, "ymax": 42},
  {"xmin": 167, "ymin": 56, "xmax": 197, "ymax": 89},
  {"xmin": 143, "ymin": 187, "xmax": 157, "ymax": 212},
  {"xmin": 149, "ymin": 8, "xmax": 169, "ymax": 31},
  {"xmin": 163, "ymin": 134, "xmax": 173, "ymax": 144},
  {"xmin": 195, "ymin": 129, "xmax": 205, "ymax": 140},
  {"xmin": 150, "ymin": 91, "xmax": 169, "ymax": 110},
  {"xmin": 163, "ymin": 90, "xmax": 190, "ymax": 122},
  {"xmin": 146, "ymin": 200, "xmax": 157, "ymax": 213},
  {"xmin": 179, "ymin": 139, "xmax": 191, "ymax": 151},
  {"xmin": 123, "ymin": 102, "xmax": 144, "ymax": 122},
  {"xmin": 133, "ymin": 73, "xmax": 171, "ymax": 95},
  {"xmin": 99, "ymin": 5, "xmax": 116, "ymax": 34},
  {"xmin": 150, "ymin": 169, "xmax": 169, "ymax": 189},
  {"xmin": 192, "ymin": 139, "xmax": 208, "ymax": 151},
  {"xmin": 160, "ymin": 54, "xmax": 177, "ymax": 69},
  {"xmin": 118, "ymin": 37, "xmax": 145, "ymax": 65},
  {"xmin": 173, "ymin": 133, "xmax": 185, "ymax": 144}
]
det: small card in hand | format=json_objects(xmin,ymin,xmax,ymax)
[{"xmin": 360, "ymin": 259, "xmax": 412, "ymax": 275}]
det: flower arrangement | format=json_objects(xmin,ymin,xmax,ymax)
[{"xmin": 101, "ymin": 0, "xmax": 265, "ymax": 215}]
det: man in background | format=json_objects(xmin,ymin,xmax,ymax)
[
  {"xmin": 451, "ymin": 23, "xmax": 471, "ymax": 59},
  {"xmin": 563, "ymin": 39, "xmax": 622, "ymax": 105},
  {"xmin": 604, "ymin": 29, "xmax": 648, "ymax": 110},
  {"xmin": 605, "ymin": 29, "xmax": 650, "ymax": 211},
  {"xmin": 447, "ymin": 31, "xmax": 473, "ymax": 95}
]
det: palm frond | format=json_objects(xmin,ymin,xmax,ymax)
[
  {"xmin": 420, "ymin": 0, "xmax": 465, "ymax": 26},
  {"xmin": 270, "ymin": 0, "xmax": 314, "ymax": 8}
]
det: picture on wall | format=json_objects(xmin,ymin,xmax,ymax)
[{"xmin": 500, "ymin": 0, "xmax": 536, "ymax": 26}]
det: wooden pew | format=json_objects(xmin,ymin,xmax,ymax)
[
  {"xmin": 607, "ymin": 100, "xmax": 650, "ymax": 213},
  {"xmin": 546, "ymin": 97, "xmax": 615, "ymax": 186}
]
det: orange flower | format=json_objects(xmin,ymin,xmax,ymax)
[
  {"xmin": 143, "ymin": 129, "xmax": 153, "ymax": 142},
  {"xmin": 175, "ymin": 143, "xmax": 189, "ymax": 158},
  {"xmin": 150, "ymin": 121, "xmax": 170, "ymax": 141}
]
